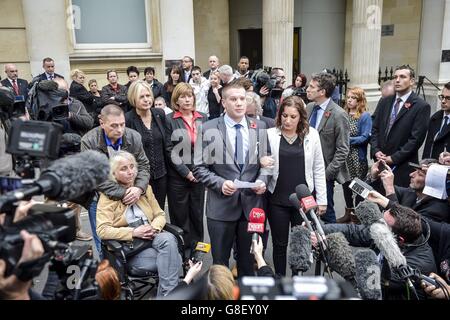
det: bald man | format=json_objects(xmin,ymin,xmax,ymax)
[
  {"xmin": 1, "ymin": 64, "xmax": 29, "ymax": 98},
  {"xmin": 203, "ymin": 55, "xmax": 220, "ymax": 79}
]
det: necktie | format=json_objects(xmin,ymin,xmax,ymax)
[
  {"xmin": 234, "ymin": 124, "xmax": 244, "ymax": 170},
  {"xmin": 387, "ymin": 98, "xmax": 402, "ymax": 134},
  {"xmin": 12, "ymin": 79, "xmax": 19, "ymax": 95},
  {"xmin": 309, "ymin": 105, "xmax": 321, "ymax": 129},
  {"xmin": 49, "ymin": 74, "xmax": 54, "ymax": 80},
  {"xmin": 435, "ymin": 115, "xmax": 449, "ymax": 140}
]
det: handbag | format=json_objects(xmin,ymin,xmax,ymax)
[{"xmin": 121, "ymin": 238, "xmax": 153, "ymax": 258}]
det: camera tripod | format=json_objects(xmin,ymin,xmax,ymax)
[{"xmin": 415, "ymin": 75, "xmax": 441, "ymax": 101}]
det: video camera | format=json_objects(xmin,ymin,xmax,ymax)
[
  {"xmin": 27, "ymin": 80, "xmax": 69, "ymax": 122},
  {"xmin": 251, "ymin": 66, "xmax": 282, "ymax": 98},
  {"xmin": 0, "ymin": 204, "xmax": 99, "ymax": 299},
  {"xmin": 6, "ymin": 119, "xmax": 62, "ymax": 179}
]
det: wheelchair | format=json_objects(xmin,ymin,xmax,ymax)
[{"xmin": 101, "ymin": 223, "xmax": 187, "ymax": 300}]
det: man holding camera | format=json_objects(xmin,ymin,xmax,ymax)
[{"xmin": 260, "ymin": 67, "xmax": 286, "ymax": 119}]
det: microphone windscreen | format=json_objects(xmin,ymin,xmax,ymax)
[
  {"xmin": 295, "ymin": 184, "xmax": 311, "ymax": 199},
  {"xmin": 370, "ymin": 222, "xmax": 406, "ymax": 269},
  {"xmin": 289, "ymin": 193, "xmax": 300, "ymax": 210},
  {"xmin": 354, "ymin": 249, "xmax": 382, "ymax": 300},
  {"xmin": 288, "ymin": 225, "xmax": 312, "ymax": 273},
  {"xmin": 37, "ymin": 80, "xmax": 58, "ymax": 91},
  {"xmin": 355, "ymin": 200, "xmax": 383, "ymax": 226},
  {"xmin": 0, "ymin": 86, "xmax": 15, "ymax": 107},
  {"xmin": 326, "ymin": 232, "xmax": 356, "ymax": 282},
  {"xmin": 42, "ymin": 150, "xmax": 109, "ymax": 200}
]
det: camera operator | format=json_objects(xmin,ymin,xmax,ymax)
[
  {"xmin": 314, "ymin": 201, "xmax": 436, "ymax": 300},
  {"xmin": 260, "ymin": 68, "xmax": 286, "ymax": 119},
  {"xmin": 0, "ymin": 201, "xmax": 44, "ymax": 300}
]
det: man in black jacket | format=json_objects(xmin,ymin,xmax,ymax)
[
  {"xmin": 29, "ymin": 57, "xmax": 64, "ymax": 88},
  {"xmin": 423, "ymin": 82, "xmax": 450, "ymax": 160},
  {"xmin": 1, "ymin": 64, "xmax": 28, "ymax": 98},
  {"xmin": 144, "ymin": 67, "xmax": 164, "ymax": 99},
  {"xmin": 369, "ymin": 159, "xmax": 449, "ymax": 223},
  {"xmin": 320, "ymin": 203, "xmax": 436, "ymax": 300},
  {"xmin": 371, "ymin": 65, "xmax": 430, "ymax": 187}
]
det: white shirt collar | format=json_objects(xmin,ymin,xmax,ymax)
[
  {"xmin": 395, "ymin": 90, "xmax": 412, "ymax": 102},
  {"xmin": 224, "ymin": 114, "xmax": 248, "ymax": 129}
]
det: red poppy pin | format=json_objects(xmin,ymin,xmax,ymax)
[
  {"xmin": 324, "ymin": 111, "xmax": 331, "ymax": 118},
  {"xmin": 404, "ymin": 102, "xmax": 412, "ymax": 109},
  {"xmin": 249, "ymin": 121, "xmax": 257, "ymax": 129}
]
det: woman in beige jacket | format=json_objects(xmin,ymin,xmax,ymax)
[{"xmin": 96, "ymin": 151, "xmax": 182, "ymax": 297}]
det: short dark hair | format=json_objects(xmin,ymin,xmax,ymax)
[
  {"xmin": 144, "ymin": 67, "xmax": 155, "ymax": 75},
  {"xmin": 239, "ymin": 56, "xmax": 249, "ymax": 61},
  {"xmin": 42, "ymin": 57, "xmax": 54, "ymax": 65},
  {"xmin": 106, "ymin": 69, "xmax": 117, "ymax": 78},
  {"xmin": 395, "ymin": 65, "xmax": 415, "ymax": 79},
  {"xmin": 192, "ymin": 66, "xmax": 202, "ymax": 74},
  {"xmin": 126, "ymin": 66, "xmax": 139, "ymax": 76},
  {"xmin": 389, "ymin": 204, "xmax": 422, "ymax": 243},
  {"xmin": 311, "ymin": 72, "xmax": 336, "ymax": 98},
  {"xmin": 444, "ymin": 81, "xmax": 450, "ymax": 91}
]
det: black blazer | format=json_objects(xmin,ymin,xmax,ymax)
[
  {"xmin": 1, "ymin": 78, "xmax": 29, "ymax": 98},
  {"xmin": 125, "ymin": 107, "xmax": 168, "ymax": 147},
  {"xmin": 28, "ymin": 72, "xmax": 64, "ymax": 89},
  {"xmin": 165, "ymin": 111, "xmax": 208, "ymax": 179},
  {"xmin": 69, "ymin": 81, "xmax": 94, "ymax": 112},
  {"xmin": 370, "ymin": 92, "xmax": 430, "ymax": 187},
  {"xmin": 422, "ymin": 110, "xmax": 450, "ymax": 160}
]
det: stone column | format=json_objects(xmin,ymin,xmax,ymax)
[
  {"xmin": 349, "ymin": 0, "xmax": 383, "ymax": 112},
  {"xmin": 160, "ymin": 0, "xmax": 196, "ymax": 74},
  {"xmin": 22, "ymin": 0, "xmax": 71, "ymax": 79},
  {"xmin": 262, "ymin": 0, "xmax": 294, "ymax": 85},
  {"xmin": 418, "ymin": 0, "xmax": 450, "ymax": 113}
]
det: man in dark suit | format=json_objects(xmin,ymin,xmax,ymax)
[
  {"xmin": 306, "ymin": 72, "xmax": 350, "ymax": 223},
  {"xmin": 423, "ymin": 82, "xmax": 450, "ymax": 160},
  {"xmin": 1, "ymin": 64, "xmax": 29, "ymax": 99},
  {"xmin": 203, "ymin": 55, "xmax": 220, "ymax": 80},
  {"xmin": 182, "ymin": 56, "xmax": 194, "ymax": 83},
  {"xmin": 193, "ymin": 82, "xmax": 270, "ymax": 277},
  {"xmin": 371, "ymin": 65, "xmax": 431, "ymax": 187},
  {"xmin": 29, "ymin": 57, "xmax": 64, "ymax": 88}
]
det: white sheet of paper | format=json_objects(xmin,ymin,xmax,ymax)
[
  {"xmin": 233, "ymin": 179, "xmax": 262, "ymax": 189},
  {"xmin": 423, "ymin": 164, "xmax": 449, "ymax": 200}
]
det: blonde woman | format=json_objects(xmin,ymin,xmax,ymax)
[
  {"xmin": 96, "ymin": 151, "xmax": 182, "ymax": 297},
  {"xmin": 338, "ymin": 87, "xmax": 372, "ymax": 223}
]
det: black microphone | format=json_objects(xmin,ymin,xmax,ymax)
[
  {"xmin": 295, "ymin": 184, "xmax": 327, "ymax": 245},
  {"xmin": 326, "ymin": 232, "xmax": 356, "ymax": 285},
  {"xmin": 288, "ymin": 225, "xmax": 313, "ymax": 273},
  {"xmin": 289, "ymin": 193, "xmax": 314, "ymax": 232},
  {"xmin": 354, "ymin": 249, "xmax": 382, "ymax": 300},
  {"xmin": 0, "ymin": 150, "xmax": 109, "ymax": 211}
]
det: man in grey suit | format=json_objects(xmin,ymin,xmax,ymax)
[
  {"xmin": 193, "ymin": 82, "xmax": 270, "ymax": 277},
  {"xmin": 306, "ymin": 72, "xmax": 350, "ymax": 223}
]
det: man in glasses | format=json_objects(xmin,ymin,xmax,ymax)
[{"xmin": 423, "ymin": 82, "xmax": 450, "ymax": 160}]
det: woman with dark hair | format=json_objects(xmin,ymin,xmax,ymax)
[
  {"xmin": 337, "ymin": 87, "xmax": 372, "ymax": 223},
  {"xmin": 125, "ymin": 80, "xmax": 170, "ymax": 209},
  {"xmin": 165, "ymin": 83, "xmax": 207, "ymax": 250},
  {"xmin": 266, "ymin": 96, "xmax": 327, "ymax": 276},
  {"xmin": 282, "ymin": 73, "xmax": 308, "ymax": 102},
  {"xmin": 162, "ymin": 65, "xmax": 184, "ymax": 107}
]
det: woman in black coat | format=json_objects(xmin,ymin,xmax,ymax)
[
  {"xmin": 165, "ymin": 83, "xmax": 207, "ymax": 250},
  {"xmin": 69, "ymin": 69, "xmax": 94, "ymax": 112},
  {"xmin": 125, "ymin": 80, "xmax": 170, "ymax": 209}
]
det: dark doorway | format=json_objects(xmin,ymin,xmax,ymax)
[
  {"xmin": 238, "ymin": 29, "xmax": 262, "ymax": 70},
  {"xmin": 238, "ymin": 28, "xmax": 301, "ymax": 77}
]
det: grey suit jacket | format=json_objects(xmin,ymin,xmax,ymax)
[
  {"xmin": 306, "ymin": 99, "xmax": 350, "ymax": 184},
  {"xmin": 193, "ymin": 116, "xmax": 270, "ymax": 222}
]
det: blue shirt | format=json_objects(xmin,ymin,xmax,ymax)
[{"xmin": 103, "ymin": 130, "xmax": 122, "ymax": 151}]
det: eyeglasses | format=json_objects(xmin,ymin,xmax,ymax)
[{"xmin": 438, "ymin": 95, "xmax": 450, "ymax": 101}]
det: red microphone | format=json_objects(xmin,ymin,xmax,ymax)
[
  {"xmin": 300, "ymin": 194, "xmax": 318, "ymax": 212},
  {"xmin": 247, "ymin": 208, "xmax": 266, "ymax": 254}
]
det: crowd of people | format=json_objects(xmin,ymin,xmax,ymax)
[{"xmin": 0, "ymin": 55, "xmax": 449, "ymax": 300}]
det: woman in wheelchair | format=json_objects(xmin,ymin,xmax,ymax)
[{"xmin": 96, "ymin": 151, "xmax": 182, "ymax": 297}]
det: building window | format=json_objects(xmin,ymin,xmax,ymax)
[{"xmin": 70, "ymin": 0, "xmax": 151, "ymax": 49}]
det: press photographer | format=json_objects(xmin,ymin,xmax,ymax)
[
  {"xmin": 251, "ymin": 67, "xmax": 286, "ymax": 119},
  {"xmin": 27, "ymin": 77, "xmax": 93, "ymax": 156}
]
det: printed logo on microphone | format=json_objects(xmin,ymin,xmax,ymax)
[
  {"xmin": 247, "ymin": 222, "xmax": 265, "ymax": 234},
  {"xmin": 300, "ymin": 196, "xmax": 317, "ymax": 211}
]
